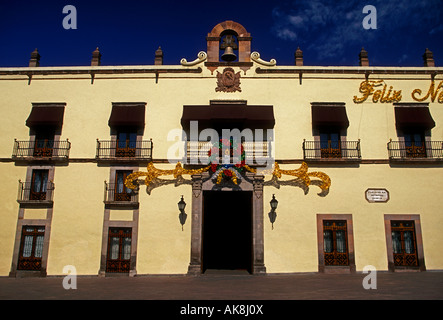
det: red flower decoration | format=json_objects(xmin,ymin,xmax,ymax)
[{"xmin": 223, "ymin": 169, "xmax": 232, "ymax": 177}]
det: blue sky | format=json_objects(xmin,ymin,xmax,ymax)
[{"xmin": 0, "ymin": 0, "xmax": 442, "ymax": 67}]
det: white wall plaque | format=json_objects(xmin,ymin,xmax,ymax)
[{"xmin": 365, "ymin": 188, "xmax": 389, "ymax": 203}]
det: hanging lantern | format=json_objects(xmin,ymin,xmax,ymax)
[
  {"xmin": 178, "ymin": 195, "xmax": 186, "ymax": 212},
  {"xmin": 270, "ymin": 194, "xmax": 278, "ymax": 211}
]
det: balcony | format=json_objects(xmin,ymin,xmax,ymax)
[
  {"xmin": 96, "ymin": 139, "xmax": 153, "ymax": 161},
  {"xmin": 303, "ymin": 140, "xmax": 361, "ymax": 162},
  {"xmin": 17, "ymin": 180, "xmax": 54, "ymax": 207},
  {"xmin": 12, "ymin": 139, "xmax": 71, "ymax": 161},
  {"xmin": 104, "ymin": 182, "xmax": 139, "ymax": 208},
  {"xmin": 186, "ymin": 141, "xmax": 272, "ymax": 166},
  {"xmin": 387, "ymin": 140, "xmax": 443, "ymax": 161}
]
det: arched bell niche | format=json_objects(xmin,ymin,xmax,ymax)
[{"xmin": 206, "ymin": 20, "xmax": 252, "ymax": 63}]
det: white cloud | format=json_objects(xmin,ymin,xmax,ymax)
[
  {"xmin": 276, "ymin": 28, "xmax": 297, "ymax": 41},
  {"xmin": 288, "ymin": 15, "xmax": 303, "ymax": 26},
  {"xmin": 271, "ymin": 0, "xmax": 443, "ymax": 62}
]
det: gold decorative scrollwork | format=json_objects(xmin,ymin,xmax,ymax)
[
  {"xmin": 124, "ymin": 162, "xmax": 211, "ymax": 190},
  {"xmin": 125, "ymin": 161, "xmax": 331, "ymax": 193},
  {"xmin": 272, "ymin": 162, "xmax": 331, "ymax": 191}
]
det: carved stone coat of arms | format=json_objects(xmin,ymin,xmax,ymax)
[{"xmin": 215, "ymin": 67, "xmax": 241, "ymax": 93}]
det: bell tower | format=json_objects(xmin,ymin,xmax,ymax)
[{"xmin": 206, "ymin": 21, "xmax": 251, "ymax": 64}]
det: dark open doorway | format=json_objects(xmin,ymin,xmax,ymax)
[{"xmin": 202, "ymin": 191, "xmax": 253, "ymax": 274}]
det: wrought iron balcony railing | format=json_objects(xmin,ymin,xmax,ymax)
[
  {"xmin": 186, "ymin": 141, "xmax": 272, "ymax": 165},
  {"xmin": 303, "ymin": 140, "xmax": 361, "ymax": 161},
  {"xmin": 104, "ymin": 182, "xmax": 139, "ymax": 207},
  {"xmin": 387, "ymin": 140, "xmax": 443, "ymax": 160},
  {"xmin": 17, "ymin": 180, "xmax": 54, "ymax": 205},
  {"xmin": 96, "ymin": 139, "xmax": 153, "ymax": 161},
  {"xmin": 12, "ymin": 139, "xmax": 71, "ymax": 160}
]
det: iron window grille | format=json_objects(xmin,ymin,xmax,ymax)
[
  {"xmin": 391, "ymin": 221, "xmax": 419, "ymax": 267},
  {"xmin": 17, "ymin": 226, "xmax": 45, "ymax": 271},
  {"xmin": 12, "ymin": 139, "xmax": 71, "ymax": 160},
  {"xmin": 104, "ymin": 182, "xmax": 138, "ymax": 204},
  {"xmin": 17, "ymin": 180, "xmax": 54, "ymax": 203},
  {"xmin": 387, "ymin": 140, "xmax": 443, "ymax": 160},
  {"xmin": 323, "ymin": 220, "xmax": 349, "ymax": 266},
  {"xmin": 106, "ymin": 228, "xmax": 132, "ymax": 273},
  {"xmin": 96, "ymin": 139, "xmax": 153, "ymax": 160},
  {"xmin": 303, "ymin": 140, "xmax": 361, "ymax": 160}
]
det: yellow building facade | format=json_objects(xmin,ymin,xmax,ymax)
[{"xmin": 1, "ymin": 21, "xmax": 442, "ymax": 277}]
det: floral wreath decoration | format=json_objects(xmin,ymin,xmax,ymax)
[{"xmin": 207, "ymin": 138, "xmax": 256, "ymax": 185}]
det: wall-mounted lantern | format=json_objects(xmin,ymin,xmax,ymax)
[
  {"xmin": 178, "ymin": 195, "xmax": 187, "ymax": 231},
  {"xmin": 269, "ymin": 194, "xmax": 278, "ymax": 230}
]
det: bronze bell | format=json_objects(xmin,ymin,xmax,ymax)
[{"xmin": 221, "ymin": 46, "xmax": 237, "ymax": 62}]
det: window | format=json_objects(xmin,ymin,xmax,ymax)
[
  {"xmin": 307, "ymin": 103, "xmax": 361, "ymax": 161},
  {"xmin": 391, "ymin": 221, "xmax": 418, "ymax": 267},
  {"xmin": 97, "ymin": 102, "xmax": 148, "ymax": 160},
  {"xmin": 116, "ymin": 130, "xmax": 137, "ymax": 157},
  {"xmin": 403, "ymin": 131, "xmax": 426, "ymax": 158},
  {"xmin": 323, "ymin": 220, "xmax": 349, "ymax": 266},
  {"xmin": 320, "ymin": 131, "xmax": 341, "ymax": 158},
  {"xmin": 33, "ymin": 129, "xmax": 55, "ymax": 157},
  {"xmin": 384, "ymin": 215, "xmax": 425, "ymax": 272},
  {"xmin": 317, "ymin": 214, "xmax": 355, "ymax": 273},
  {"xmin": 115, "ymin": 170, "xmax": 133, "ymax": 201},
  {"xmin": 391, "ymin": 104, "xmax": 436, "ymax": 160},
  {"xmin": 18, "ymin": 226, "xmax": 45, "ymax": 271},
  {"xmin": 30, "ymin": 170, "xmax": 49, "ymax": 200},
  {"xmin": 106, "ymin": 228, "xmax": 132, "ymax": 273}
]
